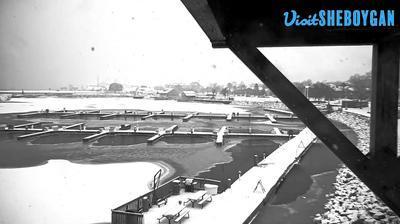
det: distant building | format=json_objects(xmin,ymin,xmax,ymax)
[
  {"xmin": 109, "ymin": 83, "xmax": 123, "ymax": 92},
  {"xmin": 181, "ymin": 91, "xmax": 197, "ymax": 101},
  {"xmin": 341, "ymin": 99, "xmax": 368, "ymax": 108},
  {"xmin": 157, "ymin": 88, "xmax": 181, "ymax": 99},
  {"xmin": 86, "ymin": 85, "xmax": 106, "ymax": 91}
]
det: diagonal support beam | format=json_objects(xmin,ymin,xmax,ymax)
[{"xmin": 228, "ymin": 37, "xmax": 400, "ymax": 215}]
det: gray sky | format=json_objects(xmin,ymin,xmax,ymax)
[{"xmin": 0, "ymin": 0, "xmax": 372, "ymax": 89}]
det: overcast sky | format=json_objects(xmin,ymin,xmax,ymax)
[{"xmin": 0, "ymin": 0, "xmax": 372, "ymax": 89}]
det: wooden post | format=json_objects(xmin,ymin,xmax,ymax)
[
  {"xmin": 371, "ymin": 42, "xmax": 399, "ymax": 157},
  {"xmin": 227, "ymin": 178, "xmax": 232, "ymax": 189},
  {"xmin": 253, "ymin": 154, "xmax": 258, "ymax": 166}
]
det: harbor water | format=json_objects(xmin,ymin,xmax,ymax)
[{"xmin": 0, "ymin": 97, "xmax": 352, "ymax": 224}]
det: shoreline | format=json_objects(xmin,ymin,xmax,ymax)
[
  {"xmin": 314, "ymin": 112, "xmax": 400, "ymax": 223},
  {"xmin": 147, "ymin": 160, "xmax": 176, "ymax": 189}
]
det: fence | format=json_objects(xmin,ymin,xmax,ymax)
[{"xmin": 111, "ymin": 176, "xmax": 220, "ymax": 224}]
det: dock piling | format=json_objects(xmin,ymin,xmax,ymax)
[{"xmin": 253, "ymin": 155, "xmax": 259, "ymax": 166}]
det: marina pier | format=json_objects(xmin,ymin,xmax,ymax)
[
  {"xmin": 1, "ymin": 122, "xmax": 293, "ymax": 145},
  {"xmin": 198, "ymin": 128, "xmax": 316, "ymax": 224},
  {"xmin": 15, "ymin": 109, "xmax": 299, "ymax": 122},
  {"xmin": 111, "ymin": 128, "xmax": 316, "ymax": 224}
]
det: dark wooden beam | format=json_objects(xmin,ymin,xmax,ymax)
[
  {"xmin": 371, "ymin": 42, "xmax": 399, "ymax": 157},
  {"xmin": 228, "ymin": 36, "xmax": 400, "ymax": 215}
]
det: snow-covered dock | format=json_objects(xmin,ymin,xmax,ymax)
[{"xmin": 187, "ymin": 128, "xmax": 316, "ymax": 224}]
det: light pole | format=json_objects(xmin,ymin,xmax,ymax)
[{"xmin": 305, "ymin": 86, "xmax": 310, "ymax": 99}]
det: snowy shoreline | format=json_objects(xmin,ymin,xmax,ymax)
[{"xmin": 314, "ymin": 112, "xmax": 400, "ymax": 224}]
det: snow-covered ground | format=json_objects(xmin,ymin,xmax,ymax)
[
  {"xmin": 0, "ymin": 97, "xmax": 248, "ymax": 114},
  {"xmin": 0, "ymin": 160, "xmax": 166, "ymax": 224}
]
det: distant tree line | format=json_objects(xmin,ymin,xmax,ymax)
[
  {"xmin": 293, "ymin": 72, "xmax": 372, "ymax": 100},
  {"xmin": 164, "ymin": 81, "xmax": 274, "ymax": 97},
  {"xmin": 166, "ymin": 72, "xmax": 372, "ymax": 100},
  {"xmin": 121, "ymin": 71, "xmax": 372, "ymax": 100}
]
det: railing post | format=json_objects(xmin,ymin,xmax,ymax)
[{"xmin": 253, "ymin": 154, "xmax": 258, "ymax": 166}]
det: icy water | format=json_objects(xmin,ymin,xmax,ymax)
[
  {"xmin": 252, "ymin": 121, "xmax": 358, "ymax": 224},
  {"xmin": 0, "ymin": 96, "xmax": 347, "ymax": 224},
  {"xmin": 197, "ymin": 138, "xmax": 282, "ymax": 192},
  {"xmin": 0, "ymin": 97, "xmax": 258, "ymax": 224}
]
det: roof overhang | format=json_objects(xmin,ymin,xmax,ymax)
[{"xmin": 182, "ymin": 0, "xmax": 400, "ymax": 47}]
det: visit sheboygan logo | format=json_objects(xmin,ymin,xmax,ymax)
[{"xmin": 283, "ymin": 10, "xmax": 395, "ymax": 27}]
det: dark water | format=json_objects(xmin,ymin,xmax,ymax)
[
  {"xmin": 31, "ymin": 133, "xmax": 90, "ymax": 144},
  {"xmin": 0, "ymin": 132, "xmax": 50, "ymax": 167},
  {"xmin": 229, "ymin": 128, "xmax": 266, "ymax": 133},
  {"xmin": 251, "ymin": 121, "xmax": 358, "ymax": 224},
  {"xmin": 93, "ymin": 135, "xmax": 150, "ymax": 146},
  {"xmin": 251, "ymin": 142, "xmax": 341, "ymax": 224},
  {"xmin": 197, "ymin": 138, "xmax": 280, "ymax": 191},
  {"xmin": 161, "ymin": 135, "xmax": 213, "ymax": 144}
]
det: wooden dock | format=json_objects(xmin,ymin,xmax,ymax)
[
  {"xmin": 100, "ymin": 113, "xmax": 118, "ymax": 120},
  {"xmin": 14, "ymin": 122, "xmax": 42, "ymax": 128},
  {"xmin": 265, "ymin": 114, "xmax": 277, "ymax": 123},
  {"xmin": 264, "ymin": 108, "xmax": 294, "ymax": 116},
  {"xmin": 63, "ymin": 123, "xmax": 85, "ymax": 130},
  {"xmin": 17, "ymin": 111, "xmax": 46, "ymax": 118},
  {"xmin": 273, "ymin": 127, "xmax": 282, "ymax": 135},
  {"xmin": 226, "ymin": 113, "xmax": 233, "ymax": 121},
  {"xmin": 182, "ymin": 112, "xmax": 198, "ymax": 122},
  {"xmin": 186, "ymin": 128, "xmax": 316, "ymax": 224},
  {"xmin": 17, "ymin": 130, "xmax": 54, "ymax": 140},
  {"xmin": 216, "ymin": 126, "xmax": 227, "ymax": 146},
  {"xmin": 141, "ymin": 114, "xmax": 155, "ymax": 120},
  {"xmin": 3, "ymin": 119, "xmax": 295, "ymax": 144},
  {"xmin": 12, "ymin": 109, "xmax": 300, "ymax": 124},
  {"xmin": 147, "ymin": 125, "xmax": 179, "ymax": 144},
  {"xmin": 82, "ymin": 130, "xmax": 110, "ymax": 142}
]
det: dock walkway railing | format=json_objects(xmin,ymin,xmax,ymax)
[{"xmin": 111, "ymin": 176, "xmax": 220, "ymax": 224}]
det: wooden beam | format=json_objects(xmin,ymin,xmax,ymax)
[
  {"xmin": 228, "ymin": 37, "xmax": 400, "ymax": 215},
  {"xmin": 371, "ymin": 42, "xmax": 399, "ymax": 157}
]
